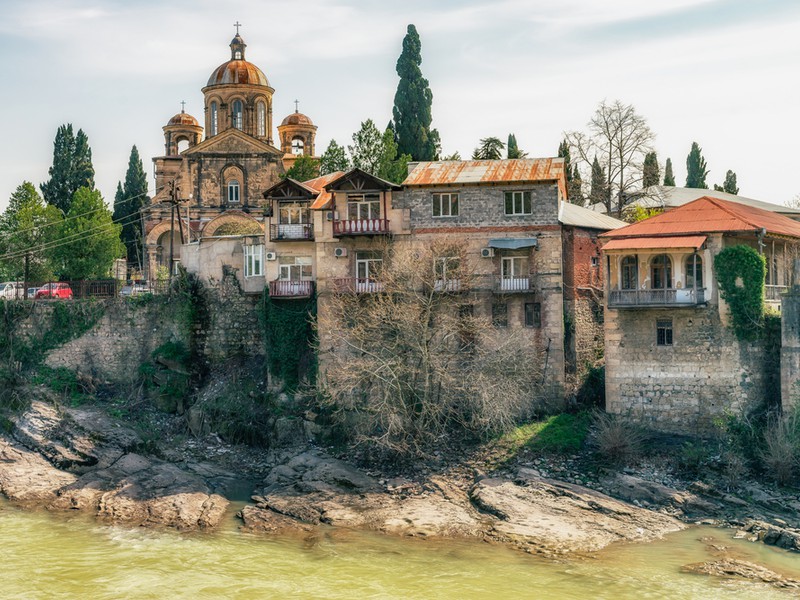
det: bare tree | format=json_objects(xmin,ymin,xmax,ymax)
[
  {"xmin": 565, "ymin": 100, "xmax": 655, "ymax": 215},
  {"xmin": 317, "ymin": 239, "xmax": 544, "ymax": 457}
]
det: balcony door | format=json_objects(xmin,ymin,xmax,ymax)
[
  {"xmin": 650, "ymin": 254, "xmax": 672, "ymax": 289},
  {"xmin": 347, "ymin": 194, "xmax": 381, "ymax": 220},
  {"xmin": 501, "ymin": 256, "xmax": 529, "ymax": 291}
]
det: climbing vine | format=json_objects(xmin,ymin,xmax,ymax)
[
  {"xmin": 261, "ymin": 292, "xmax": 316, "ymax": 391},
  {"xmin": 714, "ymin": 244, "xmax": 766, "ymax": 340}
]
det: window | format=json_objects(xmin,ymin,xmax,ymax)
[
  {"xmin": 591, "ymin": 256, "xmax": 600, "ymax": 268},
  {"xmin": 500, "ymin": 256, "xmax": 530, "ymax": 291},
  {"xmin": 621, "ymin": 255, "xmax": 638, "ymax": 289},
  {"xmin": 210, "ymin": 101, "xmax": 218, "ymax": 136},
  {"xmin": 234, "ymin": 50, "xmax": 242, "ymax": 60},
  {"xmin": 244, "ymin": 244, "xmax": 263, "ymax": 277},
  {"xmin": 291, "ymin": 137, "xmax": 305, "ymax": 155},
  {"xmin": 348, "ymin": 194, "xmax": 381, "ymax": 220},
  {"xmin": 232, "ymin": 100, "xmax": 243, "ymax": 130},
  {"xmin": 492, "ymin": 303, "xmax": 508, "ymax": 327},
  {"xmin": 356, "ymin": 251, "xmax": 382, "ymax": 279},
  {"xmin": 257, "ymin": 102, "xmax": 266, "ymax": 137},
  {"xmin": 504, "ymin": 191, "xmax": 532, "ymax": 215},
  {"xmin": 227, "ymin": 180, "xmax": 240, "ymax": 203},
  {"xmin": 656, "ymin": 318, "xmax": 673, "ymax": 346},
  {"xmin": 279, "ymin": 202, "xmax": 309, "ymax": 224},
  {"xmin": 434, "ymin": 256, "xmax": 460, "ymax": 280},
  {"xmin": 685, "ymin": 254, "xmax": 703, "ymax": 289},
  {"xmin": 650, "ymin": 254, "xmax": 672, "ymax": 289},
  {"xmin": 525, "ymin": 302, "xmax": 541, "ymax": 328},
  {"xmin": 278, "ymin": 256, "xmax": 312, "ymax": 280},
  {"xmin": 432, "ymin": 193, "xmax": 459, "ymax": 217}
]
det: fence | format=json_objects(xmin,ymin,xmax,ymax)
[{"xmin": 0, "ymin": 279, "xmax": 173, "ymax": 301}]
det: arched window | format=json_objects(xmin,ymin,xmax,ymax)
[
  {"xmin": 257, "ymin": 102, "xmax": 266, "ymax": 137},
  {"xmin": 177, "ymin": 139, "xmax": 190, "ymax": 154},
  {"xmin": 227, "ymin": 180, "xmax": 240, "ymax": 203},
  {"xmin": 210, "ymin": 101, "xmax": 218, "ymax": 136},
  {"xmin": 650, "ymin": 254, "xmax": 672, "ymax": 289},
  {"xmin": 685, "ymin": 253, "xmax": 703, "ymax": 289},
  {"xmin": 621, "ymin": 255, "xmax": 638, "ymax": 290},
  {"xmin": 291, "ymin": 137, "xmax": 304, "ymax": 155},
  {"xmin": 232, "ymin": 100, "xmax": 243, "ymax": 130},
  {"xmin": 234, "ymin": 50, "xmax": 242, "ymax": 60}
]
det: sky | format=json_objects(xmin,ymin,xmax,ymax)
[{"xmin": 0, "ymin": 0, "xmax": 799, "ymax": 211}]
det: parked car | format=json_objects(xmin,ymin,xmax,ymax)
[
  {"xmin": 34, "ymin": 283, "xmax": 73, "ymax": 300},
  {"xmin": 0, "ymin": 281, "xmax": 24, "ymax": 299},
  {"xmin": 26, "ymin": 287, "xmax": 39, "ymax": 299},
  {"xmin": 119, "ymin": 283, "xmax": 149, "ymax": 297}
]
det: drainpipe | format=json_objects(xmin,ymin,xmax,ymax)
[{"xmin": 758, "ymin": 227, "xmax": 766, "ymax": 254}]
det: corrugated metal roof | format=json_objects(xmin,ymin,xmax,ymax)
[
  {"xmin": 629, "ymin": 185, "xmax": 800, "ymax": 216},
  {"xmin": 602, "ymin": 196, "xmax": 800, "ymax": 240},
  {"xmin": 305, "ymin": 171, "xmax": 345, "ymax": 210},
  {"xmin": 403, "ymin": 159, "xmax": 566, "ymax": 197},
  {"xmin": 559, "ymin": 201, "xmax": 626, "ymax": 231},
  {"xmin": 602, "ymin": 235, "xmax": 707, "ymax": 251}
]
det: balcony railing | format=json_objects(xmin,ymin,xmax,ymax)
[
  {"xmin": 269, "ymin": 279, "xmax": 314, "ymax": 298},
  {"xmin": 765, "ymin": 285, "xmax": 789, "ymax": 301},
  {"xmin": 494, "ymin": 276, "xmax": 534, "ymax": 293},
  {"xmin": 270, "ymin": 223, "xmax": 314, "ymax": 241},
  {"xmin": 332, "ymin": 278, "xmax": 384, "ymax": 294},
  {"xmin": 333, "ymin": 218, "xmax": 390, "ymax": 236},
  {"xmin": 608, "ymin": 288, "xmax": 706, "ymax": 308},
  {"xmin": 433, "ymin": 279, "xmax": 462, "ymax": 293}
]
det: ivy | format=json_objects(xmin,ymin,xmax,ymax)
[
  {"xmin": 714, "ymin": 245, "xmax": 766, "ymax": 340},
  {"xmin": 261, "ymin": 292, "xmax": 316, "ymax": 391}
]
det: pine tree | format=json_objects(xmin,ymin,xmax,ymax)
[
  {"xmin": 392, "ymin": 24, "xmax": 439, "ymax": 161},
  {"xmin": 642, "ymin": 152, "xmax": 659, "ymax": 187},
  {"xmin": 472, "ymin": 137, "xmax": 504, "ymax": 160},
  {"xmin": 319, "ymin": 140, "xmax": 350, "ymax": 175},
  {"xmin": 283, "ymin": 155, "xmax": 320, "ymax": 182},
  {"xmin": 40, "ymin": 124, "xmax": 95, "ymax": 214},
  {"xmin": 507, "ymin": 134, "xmax": 526, "ymax": 159},
  {"xmin": 663, "ymin": 158, "xmax": 675, "ymax": 186},
  {"xmin": 569, "ymin": 165, "xmax": 585, "ymax": 206},
  {"xmin": 113, "ymin": 146, "xmax": 149, "ymax": 269},
  {"xmin": 348, "ymin": 119, "xmax": 385, "ymax": 175},
  {"xmin": 685, "ymin": 142, "xmax": 709, "ymax": 189},
  {"xmin": 589, "ymin": 156, "xmax": 608, "ymax": 207}
]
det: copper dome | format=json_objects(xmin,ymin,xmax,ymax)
[
  {"xmin": 167, "ymin": 111, "xmax": 200, "ymax": 127},
  {"xmin": 206, "ymin": 60, "xmax": 270, "ymax": 87},
  {"xmin": 281, "ymin": 112, "xmax": 314, "ymax": 127}
]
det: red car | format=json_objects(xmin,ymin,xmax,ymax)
[{"xmin": 35, "ymin": 283, "xmax": 74, "ymax": 300}]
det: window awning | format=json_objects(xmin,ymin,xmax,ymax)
[
  {"xmin": 602, "ymin": 235, "xmax": 707, "ymax": 251},
  {"xmin": 488, "ymin": 238, "xmax": 538, "ymax": 250}
]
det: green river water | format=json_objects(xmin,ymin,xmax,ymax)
[{"xmin": 2, "ymin": 500, "xmax": 800, "ymax": 599}]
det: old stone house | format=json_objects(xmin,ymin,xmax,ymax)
[{"xmin": 601, "ymin": 195, "xmax": 800, "ymax": 433}]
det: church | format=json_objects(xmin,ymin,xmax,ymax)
[{"xmin": 144, "ymin": 27, "xmax": 318, "ymax": 286}]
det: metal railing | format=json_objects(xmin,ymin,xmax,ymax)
[
  {"xmin": 0, "ymin": 279, "xmax": 172, "ymax": 301},
  {"xmin": 433, "ymin": 279, "xmax": 462, "ymax": 293},
  {"xmin": 765, "ymin": 285, "xmax": 789, "ymax": 301},
  {"xmin": 332, "ymin": 278, "xmax": 384, "ymax": 294},
  {"xmin": 333, "ymin": 218, "xmax": 390, "ymax": 236},
  {"xmin": 494, "ymin": 276, "xmax": 534, "ymax": 293},
  {"xmin": 269, "ymin": 223, "xmax": 314, "ymax": 241},
  {"xmin": 268, "ymin": 279, "xmax": 314, "ymax": 298},
  {"xmin": 608, "ymin": 288, "xmax": 706, "ymax": 308}
]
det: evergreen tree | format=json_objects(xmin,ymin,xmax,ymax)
[
  {"xmin": 589, "ymin": 156, "xmax": 609, "ymax": 206},
  {"xmin": 440, "ymin": 151, "xmax": 461, "ymax": 161},
  {"xmin": 569, "ymin": 165, "xmax": 585, "ymax": 206},
  {"xmin": 642, "ymin": 152, "xmax": 659, "ymax": 188},
  {"xmin": 283, "ymin": 155, "xmax": 320, "ymax": 182},
  {"xmin": 392, "ymin": 24, "xmax": 439, "ymax": 161},
  {"xmin": 685, "ymin": 142, "xmax": 709, "ymax": 189},
  {"xmin": 0, "ymin": 182, "xmax": 62, "ymax": 282},
  {"xmin": 715, "ymin": 170, "xmax": 739, "ymax": 195},
  {"xmin": 51, "ymin": 187, "xmax": 125, "ymax": 280},
  {"xmin": 319, "ymin": 140, "xmax": 350, "ymax": 175},
  {"xmin": 507, "ymin": 134, "xmax": 526, "ymax": 159},
  {"xmin": 348, "ymin": 119, "xmax": 385, "ymax": 175},
  {"xmin": 558, "ymin": 139, "xmax": 572, "ymax": 177},
  {"xmin": 377, "ymin": 128, "xmax": 411, "ymax": 184},
  {"xmin": 663, "ymin": 158, "xmax": 675, "ymax": 186},
  {"xmin": 472, "ymin": 137, "xmax": 504, "ymax": 160},
  {"xmin": 113, "ymin": 146, "xmax": 149, "ymax": 269},
  {"xmin": 40, "ymin": 124, "xmax": 95, "ymax": 213}
]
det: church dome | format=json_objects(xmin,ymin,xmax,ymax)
[
  {"xmin": 167, "ymin": 111, "xmax": 199, "ymax": 127},
  {"xmin": 281, "ymin": 112, "xmax": 314, "ymax": 127},
  {"xmin": 206, "ymin": 33, "xmax": 270, "ymax": 88}
]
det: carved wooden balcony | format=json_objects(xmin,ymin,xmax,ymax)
[{"xmin": 332, "ymin": 218, "xmax": 390, "ymax": 236}]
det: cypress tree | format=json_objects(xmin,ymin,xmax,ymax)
[
  {"xmin": 558, "ymin": 139, "xmax": 572, "ymax": 178},
  {"xmin": 721, "ymin": 170, "xmax": 739, "ymax": 195},
  {"xmin": 642, "ymin": 152, "xmax": 659, "ymax": 188},
  {"xmin": 663, "ymin": 158, "xmax": 675, "ymax": 186},
  {"xmin": 507, "ymin": 134, "xmax": 526, "ymax": 159},
  {"xmin": 41, "ymin": 124, "xmax": 95, "ymax": 214},
  {"xmin": 114, "ymin": 146, "xmax": 149, "ymax": 269},
  {"xmin": 72, "ymin": 129, "xmax": 95, "ymax": 194},
  {"xmin": 685, "ymin": 142, "xmax": 709, "ymax": 189},
  {"xmin": 319, "ymin": 140, "xmax": 350, "ymax": 175},
  {"xmin": 589, "ymin": 156, "xmax": 608, "ymax": 207},
  {"xmin": 392, "ymin": 24, "xmax": 439, "ymax": 161},
  {"xmin": 569, "ymin": 165, "xmax": 585, "ymax": 206}
]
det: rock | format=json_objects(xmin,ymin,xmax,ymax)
[
  {"xmin": 272, "ymin": 417, "xmax": 306, "ymax": 447},
  {"xmin": 600, "ymin": 473, "xmax": 719, "ymax": 516},
  {"xmin": 0, "ymin": 438, "xmax": 77, "ymax": 504},
  {"xmin": 741, "ymin": 520, "xmax": 800, "ymax": 552},
  {"xmin": 682, "ymin": 559, "xmax": 800, "ymax": 589}
]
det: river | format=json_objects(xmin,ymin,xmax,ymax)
[{"xmin": 2, "ymin": 501, "xmax": 799, "ymax": 599}]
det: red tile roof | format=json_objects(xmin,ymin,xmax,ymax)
[
  {"xmin": 602, "ymin": 235, "xmax": 707, "ymax": 251},
  {"xmin": 601, "ymin": 196, "xmax": 800, "ymax": 240}
]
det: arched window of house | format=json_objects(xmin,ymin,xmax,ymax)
[
  {"xmin": 257, "ymin": 102, "xmax": 266, "ymax": 137},
  {"xmin": 621, "ymin": 255, "xmax": 638, "ymax": 290},
  {"xmin": 650, "ymin": 254, "xmax": 672, "ymax": 289},
  {"xmin": 232, "ymin": 100, "xmax": 243, "ymax": 130},
  {"xmin": 210, "ymin": 101, "xmax": 218, "ymax": 136},
  {"xmin": 685, "ymin": 253, "xmax": 703, "ymax": 289},
  {"xmin": 291, "ymin": 136, "xmax": 305, "ymax": 155},
  {"xmin": 228, "ymin": 180, "xmax": 240, "ymax": 203}
]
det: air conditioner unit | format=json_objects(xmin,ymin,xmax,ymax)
[
  {"xmin": 326, "ymin": 211, "xmax": 334, "ymax": 221},
  {"xmin": 265, "ymin": 251, "xmax": 277, "ymax": 261},
  {"xmin": 480, "ymin": 247, "xmax": 495, "ymax": 258},
  {"xmin": 334, "ymin": 247, "xmax": 348, "ymax": 258}
]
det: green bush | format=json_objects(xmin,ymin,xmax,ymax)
[{"xmin": 714, "ymin": 245, "xmax": 765, "ymax": 340}]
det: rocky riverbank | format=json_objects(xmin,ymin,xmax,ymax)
[{"xmin": 2, "ymin": 394, "xmax": 800, "ymax": 567}]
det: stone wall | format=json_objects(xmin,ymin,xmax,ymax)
[
  {"xmin": 781, "ymin": 286, "xmax": 800, "ymax": 411},
  {"xmin": 605, "ymin": 304, "xmax": 778, "ymax": 434}
]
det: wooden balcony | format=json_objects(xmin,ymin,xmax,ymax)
[
  {"xmin": 608, "ymin": 288, "xmax": 705, "ymax": 308},
  {"xmin": 494, "ymin": 276, "xmax": 535, "ymax": 294},
  {"xmin": 333, "ymin": 218, "xmax": 390, "ymax": 236},
  {"xmin": 332, "ymin": 278, "xmax": 384, "ymax": 294},
  {"xmin": 268, "ymin": 279, "xmax": 314, "ymax": 299},
  {"xmin": 765, "ymin": 285, "xmax": 789, "ymax": 302},
  {"xmin": 269, "ymin": 223, "xmax": 314, "ymax": 241}
]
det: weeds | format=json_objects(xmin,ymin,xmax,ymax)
[{"xmin": 590, "ymin": 411, "xmax": 644, "ymax": 465}]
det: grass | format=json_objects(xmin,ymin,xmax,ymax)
[{"xmin": 498, "ymin": 412, "xmax": 592, "ymax": 460}]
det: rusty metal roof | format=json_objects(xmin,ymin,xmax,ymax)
[
  {"xmin": 602, "ymin": 196, "xmax": 800, "ymax": 240},
  {"xmin": 280, "ymin": 112, "xmax": 314, "ymax": 127},
  {"xmin": 305, "ymin": 171, "xmax": 345, "ymax": 210},
  {"xmin": 603, "ymin": 235, "xmax": 707, "ymax": 251},
  {"xmin": 403, "ymin": 158, "xmax": 567, "ymax": 197},
  {"xmin": 206, "ymin": 60, "xmax": 270, "ymax": 87},
  {"xmin": 166, "ymin": 111, "xmax": 199, "ymax": 127}
]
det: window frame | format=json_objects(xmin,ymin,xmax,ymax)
[
  {"xmin": 504, "ymin": 191, "xmax": 532, "ymax": 216},
  {"xmin": 524, "ymin": 302, "xmax": 541, "ymax": 328},
  {"xmin": 227, "ymin": 179, "xmax": 240, "ymax": 203},
  {"xmin": 232, "ymin": 100, "xmax": 243, "ymax": 130},
  {"xmin": 278, "ymin": 256, "xmax": 312, "ymax": 281},
  {"xmin": 257, "ymin": 102, "xmax": 266, "ymax": 137},
  {"xmin": 432, "ymin": 192, "xmax": 459, "ymax": 217},
  {"xmin": 291, "ymin": 137, "xmax": 305, "ymax": 155},
  {"xmin": 620, "ymin": 255, "xmax": 638, "ymax": 290},
  {"xmin": 650, "ymin": 254, "xmax": 673, "ymax": 290},
  {"xmin": 685, "ymin": 253, "xmax": 703, "ymax": 289},
  {"xmin": 210, "ymin": 101, "xmax": 218, "ymax": 136},
  {"xmin": 355, "ymin": 251, "xmax": 383, "ymax": 279},
  {"xmin": 347, "ymin": 194, "xmax": 381, "ymax": 220},
  {"xmin": 243, "ymin": 244, "xmax": 264, "ymax": 278},
  {"xmin": 656, "ymin": 318, "xmax": 673, "ymax": 346}
]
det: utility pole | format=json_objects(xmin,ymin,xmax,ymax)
[{"xmin": 167, "ymin": 179, "xmax": 189, "ymax": 288}]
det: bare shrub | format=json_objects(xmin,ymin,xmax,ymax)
[
  {"xmin": 590, "ymin": 410, "xmax": 644, "ymax": 464},
  {"xmin": 317, "ymin": 239, "xmax": 544, "ymax": 456},
  {"xmin": 760, "ymin": 411, "xmax": 800, "ymax": 486}
]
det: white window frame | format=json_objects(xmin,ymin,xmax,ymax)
[
  {"xmin": 278, "ymin": 256, "xmax": 313, "ymax": 281},
  {"xmin": 244, "ymin": 244, "xmax": 263, "ymax": 277},
  {"xmin": 356, "ymin": 252, "xmax": 382, "ymax": 279},
  {"xmin": 210, "ymin": 101, "xmax": 218, "ymax": 136},
  {"xmin": 257, "ymin": 102, "xmax": 266, "ymax": 137},
  {"xmin": 232, "ymin": 100, "xmax": 243, "ymax": 130},
  {"xmin": 291, "ymin": 137, "xmax": 305, "ymax": 155},
  {"xmin": 504, "ymin": 191, "xmax": 532, "ymax": 215},
  {"xmin": 227, "ymin": 180, "xmax": 240, "ymax": 203},
  {"xmin": 432, "ymin": 192, "xmax": 459, "ymax": 217},
  {"xmin": 347, "ymin": 194, "xmax": 381, "ymax": 220}
]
